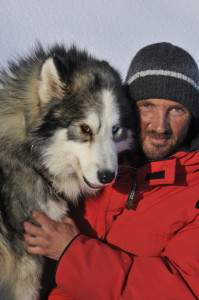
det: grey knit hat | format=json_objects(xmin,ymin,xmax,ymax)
[{"xmin": 126, "ymin": 42, "xmax": 199, "ymax": 121}]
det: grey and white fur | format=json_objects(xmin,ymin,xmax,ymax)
[{"xmin": 0, "ymin": 44, "xmax": 133, "ymax": 299}]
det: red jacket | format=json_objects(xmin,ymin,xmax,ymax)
[{"xmin": 49, "ymin": 150, "xmax": 199, "ymax": 300}]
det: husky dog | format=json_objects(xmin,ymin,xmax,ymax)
[{"xmin": 0, "ymin": 44, "xmax": 133, "ymax": 300}]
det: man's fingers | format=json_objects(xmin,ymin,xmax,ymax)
[
  {"xmin": 23, "ymin": 211, "xmax": 50, "ymax": 237},
  {"xmin": 23, "ymin": 221, "xmax": 43, "ymax": 237},
  {"xmin": 26, "ymin": 245, "xmax": 44, "ymax": 256},
  {"xmin": 24, "ymin": 232, "xmax": 41, "ymax": 246},
  {"xmin": 24, "ymin": 212, "xmax": 80, "ymax": 260},
  {"xmin": 32, "ymin": 210, "xmax": 52, "ymax": 226}
]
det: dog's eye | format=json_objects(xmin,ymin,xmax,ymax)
[
  {"xmin": 112, "ymin": 126, "xmax": 120, "ymax": 135},
  {"xmin": 81, "ymin": 124, "xmax": 92, "ymax": 136}
]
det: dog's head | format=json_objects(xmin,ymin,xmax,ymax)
[{"xmin": 34, "ymin": 46, "xmax": 134, "ymax": 201}]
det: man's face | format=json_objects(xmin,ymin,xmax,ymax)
[{"xmin": 136, "ymin": 99, "xmax": 191, "ymax": 160}]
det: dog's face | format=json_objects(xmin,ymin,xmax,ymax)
[{"xmin": 35, "ymin": 52, "xmax": 133, "ymax": 200}]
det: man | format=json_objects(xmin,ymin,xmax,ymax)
[{"xmin": 24, "ymin": 42, "xmax": 199, "ymax": 299}]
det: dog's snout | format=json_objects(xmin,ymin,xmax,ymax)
[{"xmin": 97, "ymin": 170, "xmax": 115, "ymax": 184}]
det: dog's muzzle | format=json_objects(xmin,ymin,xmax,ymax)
[
  {"xmin": 97, "ymin": 170, "xmax": 115, "ymax": 184},
  {"xmin": 83, "ymin": 170, "xmax": 115, "ymax": 189}
]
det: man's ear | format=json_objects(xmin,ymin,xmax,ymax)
[{"xmin": 39, "ymin": 57, "xmax": 66, "ymax": 105}]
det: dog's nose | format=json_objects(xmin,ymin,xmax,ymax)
[{"xmin": 97, "ymin": 170, "xmax": 115, "ymax": 184}]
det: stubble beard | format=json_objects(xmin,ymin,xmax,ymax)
[{"xmin": 140, "ymin": 129, "xmax": 189, "ymax": 161}]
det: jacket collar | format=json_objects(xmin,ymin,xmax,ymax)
[
  {"xmin": 137, "ymin": 150, "xmax": 199, "ymax": 186},
  {"xmin": 137, "ymin": 158, "xmax": 176, "ymax": 186}
]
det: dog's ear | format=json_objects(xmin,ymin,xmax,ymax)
[{"xmin": 39, "ymin": 57, "xmax": 66, "ymax": 104}]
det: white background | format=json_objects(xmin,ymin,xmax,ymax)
[{"xmin": 1, "ymin": 0, "xmax": 199, "ymax": 80}]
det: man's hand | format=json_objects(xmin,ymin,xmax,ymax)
[{"xmin": 23, "ymin": 211, "xmax": 80, "ymax": 260}]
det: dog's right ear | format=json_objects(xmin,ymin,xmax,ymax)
[{"xmin": 39, "ymin": 57, "xmax": 66, "ymax": 105}]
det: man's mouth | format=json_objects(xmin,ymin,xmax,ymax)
[
  {"xmin": 145, "ymin": 131, "xmax": 172, "ymax": 146},
  {"xmin": 83, "ymin": 177, "xmax": 103, "ymax": 189},
  {"xmin": 148, "ymin": 135, "xmax": 169, "ymax": 145}
]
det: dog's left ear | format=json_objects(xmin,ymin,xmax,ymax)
[{"xmin": 39, "ymin": 57, "xmax": 66, "ymax": 105}]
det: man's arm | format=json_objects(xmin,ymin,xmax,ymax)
[
  {"xmin": 24, "ymin": 211, "xmax": 199, "ymax": 300},
  {"xmin": 53, "ymin": 226, "xmax": 199, "ymax": 300}
]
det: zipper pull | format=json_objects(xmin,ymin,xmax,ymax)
[{"xmin": 126, "ymin": 176, "xmax": 136, "ymax": 210}]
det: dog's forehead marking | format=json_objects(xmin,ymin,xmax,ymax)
[
  {"xmin": 101, "ymin": 89, "xmax": 119, "ymax": 125},
  {"xmin": 85, "ymin": 90, "xmax": 119, "ymax": 133},
  {"xmin": 85, "ymin": 112, "xmax": 100, "ymax": 132}
]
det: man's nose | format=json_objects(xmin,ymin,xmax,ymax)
[{"xmin": 151, "ymin": 111, "xmax": 170, "ymax": 133}]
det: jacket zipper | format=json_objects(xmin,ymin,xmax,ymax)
[
  {"xmin": 126, "ymin": 174, "xmax": 137, "ymax": 210},
  {"xmin": 125, "ymin": 154, "xmax": 177, "ymax": 210}
]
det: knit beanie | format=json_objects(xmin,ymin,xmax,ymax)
[{"xmin": 126, "ymin": 42, "xmax": 199, "ymax": 121}]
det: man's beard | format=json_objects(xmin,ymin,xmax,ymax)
[{"xmin": 140, "ymin": 129, "xmax": 188, "ymax": 161}]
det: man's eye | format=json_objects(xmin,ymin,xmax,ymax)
[
  {"xmin": 138, "ymin": 103, "xmax": 152, "ymax": 110},
  {"xmin": 173, "ymin": 107, "xmax": 182, "ymax": 111},
  {"xmin": 170, "ymin": 107, "xmax": 185, "ymax": 115},
  {"xmin": 81, "ymin": 124, "xmax": 92, "ymax": 136}
]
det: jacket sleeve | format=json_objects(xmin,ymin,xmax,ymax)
[{"xmin": 54, "ymin": 215, "xmax": 199, "ymax": 300}]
